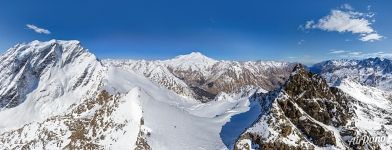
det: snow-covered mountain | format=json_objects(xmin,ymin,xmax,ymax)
[
  {"xmin": 163, "ymin": 52, "xmax": 218, "ymax": 73},
  {"xmin": 104, "ymin": 52, "xmax": 295, "ymax": 102},
  {"xmin": 1, "ymin": 40, "xmax": 392, "ymax": 150},
  {"xmin": 307, "ymin": 58, "xmax": 392, "ymax": 149},
  {"xmin": 0, "ymin": 40, "xmax": 102, "ymax": 109},
  {"xmin": 311, "ymin": 57, "xmax": 392, "ymax": 91}
]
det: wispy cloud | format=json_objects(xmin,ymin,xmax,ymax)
[
  {"xmin": 26, "ymin": 24, "xmax": 51, "ymax": 34},
  {"xmin": 303, "ymin": 4, "xmax": 383, "ymax": 42},
  {"xmin": 329, "ymin": 49, "xmax": 346, "ymax": 54},
  {"xmin": 297, "ymin": 39, "xmax": 305, "ymax": 45},
  {"xmin": 287, "ymin": 56, "xmax": 297, "ymax": 59},
  {"xmin": 328, "ymin": 49, "xmax": 392, "ymax": 58},
  {"xmin": 348, "ymin": 51, "xmax": 363, "ymax": 56}
]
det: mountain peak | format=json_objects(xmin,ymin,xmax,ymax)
[
  {"xmin": 173, "ymin": 52, "xmax": 216, "ymax": 62},
  {"xmin": 0, "ymin": 40, "xmax": 99, "ymax": 108},
  {"xmin": 164, "ymin": 52, "xmax": 218, "ymax": 71}
]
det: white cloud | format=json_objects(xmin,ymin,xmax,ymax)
[
  {"xmin": 341, "ymin": 3, "xmax": 353, "ymax": 10},
  {"xmin": 304, "ymin": 4, "xmax": 383, "ymax": 42},
  {"xmin": 360, "ymin": 33, "xmax": 383, "ymax": 42},
  {"xmin": 329, "ymin": 49, "xmax": 346, "ymax": 54},
  {"xmin": 305, "ymin": 21, "xmax": 315, "ymax": 29},
  {"xmin": 26, "ymin": 24, "xmax": 51, "ymax": 34}
]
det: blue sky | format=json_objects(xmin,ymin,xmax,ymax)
[{"xmin": 0, "ymin": 0, "xmax": 391, "ymax": 64}]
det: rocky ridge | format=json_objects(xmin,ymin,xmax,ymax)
[{"xmin": 235, "ymin": 64, "xmax": 383, "ymax": 150}]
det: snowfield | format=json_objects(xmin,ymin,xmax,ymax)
[{"xmin": 104, "ymin": 66, "xmax": 263, "ymax": 149}]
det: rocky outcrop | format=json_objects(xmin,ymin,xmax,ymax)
[{"xmin": 235, "ymin": 64, "xmax": 381, "ymax": 150}]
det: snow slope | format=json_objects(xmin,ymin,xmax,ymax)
[
  {"xmin": 104, "ymin": 66, "xmax": 262, "ymax": 149},
  {"xmin": 337, "ymin": 79, "xmax": 392, "ymax": 149}
]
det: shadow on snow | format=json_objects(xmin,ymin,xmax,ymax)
[{"xmin": 219, "ymin": 100, "xmax": 261, "ymax": 149}]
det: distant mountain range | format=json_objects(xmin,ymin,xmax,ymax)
[
  {"xmin": 0, "ymin": 40, "xmax": 391, "ymax": 149},
  {"xmin": 311, "ymin": 58, "xmax": 392, "ymax": 91},
  {"xmin": 104, "ymin": 52, "xmax": 294, "ymax": 102}
]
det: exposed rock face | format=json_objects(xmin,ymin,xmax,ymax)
[
  {"xmin": 235, "ymin": 64, "xmax": 381, "ymax": 150},
  {"xmin": 104, "ymin": 53, "xmax": 295, "ymax": 102},
  {"xmin": 283, "ymin": 65, "xmax": 349, "ymax": 127}
]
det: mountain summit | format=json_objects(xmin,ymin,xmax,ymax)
[{"xmin": 164, "ymin": 52, "xmax": 218, "ymax": 71}]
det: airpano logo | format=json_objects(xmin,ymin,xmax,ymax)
[{"xmin": 347, "ymin": 135, "xmax": 390, "ymax": 147}]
